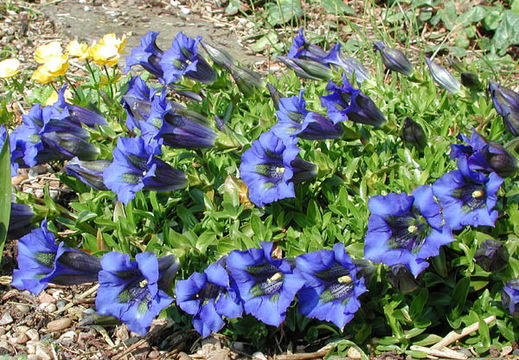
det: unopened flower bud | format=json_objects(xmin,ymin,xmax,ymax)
[
  {"xmin": 200, "ymin": 41, "xmax": 236, "ymax": 70},
  {"xmin": 373, "ymin": 41, "xmax": 413, "ymax": 76},
  {"xmin": 488, "ymin": 81, "xmax": 519, "ymax": 136},
  {"xmin": 229, "ymin": 64, "xmax": 264, "ymax": 96},
  {"xmin": 401, "ymin": 117, "xmax": 426, "ymax": 151},
  {"xmin": 474, "ymin": 239, "xmax": 508, "ymax": 273},
  {"xmin": 278, "ymin": 56, "xmax": 332, "ymax": 81},
  {"xmin": 502, "ymin": 279, "xmax": 519, "ymax": 318},
  {"xmin": 460, "ymin": 72, "xmax": 482, "ymax": 90},
  {"xmin": 386, "ymin": 265, "xmax": 420, "ymax": 294},
  {"xmin": 425, "ymin": 57, "xmax": 460, "ymax": 93}
]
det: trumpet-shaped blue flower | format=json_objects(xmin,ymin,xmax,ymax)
[
  {"xmin": 295, "ymin": 243, "xmax": 366, "ymax": 329},
  {"xmin": 451, "ymin": 129, "xmax": 517, "ymax": 177},
  {"xmin": 488, "ymin": 81, "xmax": 519, "ymax": 136},
  {"xmin": 239, "ymin": 131, "xmax": 316, "ymax": 207},
  {"xmin": 364, "ymin": 185, "xmax": 455, "ymax": 277},
  {"xmin": 12, "ymin": 219, "xmax": 102, "ymax": 295},
  {"xmin": 66, "ymin": 157, "xmax": 110, "ymax": 190},
  {"xmin": 175, "ymin": 257, "xmax": 242, "ymax": 338},
  {"xmin": 0, "ymin": 125, "xmax": 21, "ymax": 176},
  {"xmin": 321, "ymin": 74, "xmax": 386, "ymax": 127},
  {"xmin": 8, "ymin": 202, "xmax": 35, "ymax": 241},
  {"xmin": 96, "ymin": 252, "xmax": 174, "ymax": 335},
  {"xmin": 160, "ymin": 32, "xmax": 215, "ymax": 84},
  {"xmin": 502, "ymin": 279, "xmax": 519, "ymax": 318},
  {"xmin": 433, "ymin": 157, "xmax": 503, "ymax": 230},
  {"xmin": 124, "ymin": 31, "xmax": 164, "ymax": 78},
  {"xmin": 324, "ymin": 44, "xmax": 370, "ymax": 83},
  {"xmin": 227, "ymin": 242, "xmax": 305, "ymax": 326},
  {"xmin": 287, "ymin": 28, "xmax": 328, "ymax": 63},
  {"xmin": 52, "ymin": 86, "xmax": 108, "ymax": 128},
  {"xmin": 103, "ymin": 136, "xmax": 187, "ymax": 204},
  {"xmin": 271, "ymin": 90, "xmax": 343, "ymax": 141},
  {"xmin": 122, "ymin": 77, "xmax": 158, "ymax": 131}
]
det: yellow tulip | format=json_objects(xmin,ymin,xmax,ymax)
[
  {"xmin": 66, "ymin": 40, "xmax": 89, "ymax": 61},
  {"xmin": 0, "ymin": 58, "xmax": 21, "ymax": 78},
  {"xmin": 34, "ymin": 41, "xmax": 63, "ymax": 64}
]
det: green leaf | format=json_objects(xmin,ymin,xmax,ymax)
[
  {"xmin": 0, "ymin": 135, "xmax": 11, "ymax": 263},
  {"xmin": 321, "ymin": 0, "xmax": 354, "ymax": 15},
  {"xmin": 492, "ymin": 10, "xmax": 519, "ymax": 55},
  {"xmin": 265, "ymin": 0, "xmax": 303, "ymax": 26}
]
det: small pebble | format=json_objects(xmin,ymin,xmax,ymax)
[
  {"xmin": 177, "ymin": 352, "xmax": 191, "ymax": 360},
  {"xmin": 59, "ymin": 330, "xmax": 76, "ymax": 344},
  {"xmin": 0, "ymin": 340, "xmax": 8, "ymax": 350},
  {"xmin": 26, "ymin": 329, "xmax": 39, "ymax": 341},
  {"xmin": 252, "ymin": 352, "xmax": 267, "ymax": 360},
  {"xmin": 38, "ymin": 292, "xmax": 55, "ymax": 304},
  {"xmin": 0, "ymin": 329, "xmax": 4, "ymax": 336},
  {"xmin": 347, "ymin": 347, "xmax": 362, "ymax": 360},
  {"xmin": 56, "ymin": 300, "xmax": 67, "ymax": 310},
  {"xmin": 148, "ymin": 350, "xmax": 162, "ymax": 359},
  {"xmin": 36, "ymin": 343, "xmax": 52, "ymax": 360},
  {"xmin": 180, "ymin": 7, "xmax": 191, "ymax": 15},
  {"xmin": 39, "ymin": 302, "xmax": 57, "ymax": 313},
  {"xmin": 16, "ymin": 333, "xmax": 29, "ymax": 344},
  {"xmin": 46, "ymin": 318, "xmax": 72, "ymax": 332},
  {"xmin": 15, "ymin": 304, "xmax": 30, "ymax": 313},
  {"xmin": 26, "ymin": 340, "xmax": 37, "ymax": 354},
  {"xmin": 27, "ymin": 355, "xmax": 38, "ymax": 360},
  {"xmin": 0, "ymin": 313, "xmax": 13, "ymax": 325}
]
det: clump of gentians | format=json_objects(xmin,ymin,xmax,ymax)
[
  {"xmin": 373, "ymin": 41, "xmax": 413, "ymax": 76},
  {"xmin": 474, "ymin": 239, "xmax": 508, "ymax": 273},
  {"xmin": 175, "ymin": 257, "xmax": 242, "ymax": 338},
  {"xmin": 271, "ymin": 89, "xmax": 343, "ymax": 141},
  {"xmin": 502, "ymin": 280, "xmax": 519, "ymax": 318},
  {"xmin": 239, "ymin": 131, "xmax": 317, "ymax": 207},
  {"xmin": 295, "ymin": 243, "xmax": 367, "ymax": 329},
  {"xmin": 12, "ymin": 219, "xmax": 101, "ymax": 295},
  {"xmin": 432, "ymin": 157, "xmax": 503, "ymax": 230},
  {"xmin": 321, "ymin": 73, "xmax": 386, "ymax": 127},
  {"xmin": 226, "ymin": 242, "xmax": 305, "ymax": 326},
  {"xmin": 401, "ymin": 117, "xmax": 426, "ymax": 151},
  {"xmin": 425, "ymin": 57, "xmax": 460, "ymax": 93},
  {"xmin": 364, "ymin": 185, "xmax": 454, "ymax": 277},
  {"xmin": 488, "ymin": 81, "xmax": 519, "ymax": 136},
  {"xmin": 96, "ymin": 252, "xmax": 177, "ymax": 335},
  {"xmin": 103, "ymin": 137, "xmax": 187, "ymax": 204},
  {"xmin": 450, "ymin": 129, "xmax": 517, "ymax": 177}
]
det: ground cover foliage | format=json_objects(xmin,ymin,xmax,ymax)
[{"xmin": 1, "ymin": 0, "xmax": 519, "ymax": 358}]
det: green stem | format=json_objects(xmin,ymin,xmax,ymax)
[
  {"xmin": 103, "ymin": 65, "xmax": 114, "ymax": 99},
  {"xmin": 64, "ymin": 75, "xmax": 81, "ymax": 100}
]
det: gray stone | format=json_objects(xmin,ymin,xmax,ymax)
[{"xmin": 0, "ymin": 313, "xmax": 13, "ymax": 326}]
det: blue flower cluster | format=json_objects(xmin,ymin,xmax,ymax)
[{"xmin": 364, "ymin": 128, "xmax": 506, "ymax": 278}]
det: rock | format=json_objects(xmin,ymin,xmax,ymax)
[
  {"xmin": 38, "ymin": 292, "xmax": 55, "ymax": 304},
  {"xmin": 46, "ymin": 318, "xmax": 73, "ymax": 332},
  {"xmin": 39, "ymin": 302, "xmax": 57, "ymax": 313},
  {"xmin": 27, "ymin": 355, "xmax": 38, "ymax": 360},
  {"xmin": 208, "ymin": 349, "xmax": 230, "ymax": 360},
  {"xmin": 15, "ymin": 304, "xmax": 30, "ymax": 314},
  {"xmin": 0, "ymin": 313, "xmax": 13, "ymax": 325},
  {"xmin": 148, "ymin": 350, "xmax": 162, "ymax": 359},
  {"xmin": 177, "ymin": 352, "xmax": 191, "ymax": 360},
  {"xmin": 59, "ymin": 330, "xmax": 77, "ymax": 344},
  {"xmin": 26, "ymin": 329, "xmax": 39, "ymax": 341},
  {"xmin": 16, "ymin": 333, "xmax": 29, "ymax": 344},
  {"xmin": 0, "ymin": 329, "xmax": 4, "ymax": 336},
  {"xmin": 347, "ymin": 346, "xmax": 362, "ymax": 359},
  {"xmin": 36, "ymin": 343, "xmax": 52, "ymax": 360},
  {"xmin": 26, "ymin": 340, "xmax": 38, "ymax": 354},
  {"xmin": 0, "ymin": 339, "xmax": 8, "ymax": 351},
  {"xmin": 501, "ymin": 346, "xmax": 513, "ymax": 356},
  {"xmin": 16, "ymin": 325, "xmax": 30, "ymax": 333}
]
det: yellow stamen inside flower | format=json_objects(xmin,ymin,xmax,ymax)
[
  {"xmin": 139, "ymin": 279, "xmax": 148, "ymax": 288},
  {"xmin": 408, "ymin": 225, "xmax": 418, "ymax": 234},
  {"xmin": 268, "ymin": 272, "xmax": 283, "ymax": 283},
  {"xmin": 472, "ymin": 189, "xmax": 484, "ymax": 198},
  {"xmin": 338, "ymin": 275, "xmax": 352, "ymax": 284}
]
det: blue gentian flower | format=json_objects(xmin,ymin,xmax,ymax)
[
  {"xmin": 433, "ymin": 157, "xmax": 503, "ymax": 230},
  {"xmin": 502, "ymin": 279, "xmax": 519, "ymax": 318},
  {"xmin": 226, "ymin": 242, "xmax": 305, "ymax": 326},
  {"xmin": 8, "ymin": 202, "xmax": 35, "ymax": 241},
  {"xmin": 175, "ymin": 257, "xmax": 242, "ymax": 337},
  {"xmin": 103, "ymin": 137, "xmax": 187, "ymax": 204},
  {"xmin": 160, "ymin": 32, "xmax": 215, "ymax": 84},
  {"xmin": 488, "ymin": 81, "xmax": 519, "ymax": 136},
  {"xmin": 451, "ymin": 129, "xmax": 517, "ymax": 177},
  {"xmin": 96, "ymin": 252, "xmax": 174, "ymax": 335},
  {"xmin": 364, "ymin": 185, "xmax": 455, "ymax": 277},
  {"xmin": 321, "ymin": 74, "xmax": 386, "ymax": 127},
  {"xmin": 52, "ymin": 86, "xmax": 108, "ymax": 128},
  {"xmin": 124, "ymin": 31, "xmax": 164, "ymax": 78},
  {"xmin": 140, "ymin": 90, "xmax": 216, "ymax": 149},
  {"xmin": 12, "ymin": 219, "xmax": 101, "ymax": 295},
  {"xmin": 373, "ymin": 41, "xmax": 413, "ymax": 76},
  {"xmin": 122, "ymin": 77, "xmax": 158, "ymax": 131},
  {"xmin": 295, "ymin": 243, "xmax": 367, "ymax": 329},
  {"xmin": 287, "ymin": 28, "xmax": 328, "ymax": 63},
  {"xmin": 425, "ymin": 57, "xmax": 460, "ymax": 93},
  {"xmin": 239, "ymin": 131, "xmax": 317, "ymax": 207},
  {"xmin": 66, "ymin": 157, "xmax": 110, "ymax": 190},
  {"xmin": 324, "ymin": 44, "xmax": 370, "ymax": 83},
  {"xmin": 271, "ymin": 90, "xmax": 344, "ymax": 141}
]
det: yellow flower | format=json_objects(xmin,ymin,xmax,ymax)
[
  {"xmin": 0, "ymin": 58, "xmax": 21, "ymax": 78},
  {"xmin": 34, "ymin": 41, "xmax": 63, "ymax": 64},
  {"xmin": 31, "ymin": 55, "xmax": 69, "ymax": 84},
  {"xmin": 66, "ymin": 40, "xmax": 89, "ymax": 61},
  {"xmin": 45, "ymin": 88, "xmax": 73, "ymax": 106},
  {"xmin": 31, "ymin": 65, "xmax": 54, "ymax": 84},
  {"xmin": 100, "ymin": 33, "xmax": 126, "ymax": 53},
  {"xmin": 88, "ymin": 42, "xmax": 120, "ymax": 67}
]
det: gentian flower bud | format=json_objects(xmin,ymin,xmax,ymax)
[
  {"xmin": 42, "ymin": 132, "xmax": 100, "ymax": 161},
  {"xmin": 66, "ymin": 157, "xmax": 110, "ymax": 190},
  {"xmin": 278, "ymin": 56, "xmax": 332, "ymax": 81},
  {"xmin": 488, "ymin": 81, "xmax": 519, "ymax": 136},
  {"xmin": 373, "ymin": 41, "xmax": 413, "ymax": 76},
  {"xmin": 401, "ymin": 117, "xmax": 426, "ymax": 151},
  {"xmin": 486, "ymin": 141, "xmax": 518, "ymax": 177},
  {"xmin": 324, "ymin": 44, "xmax": 370, "ymax": 83},
  {"xmin": 200, "ymin": 41, "xmax": 236, "ymax": 70},
  {"xmin": 228, "ymin": 64, "xmax": 264, "ymax": 96},
  {"xmin": 460, "ymin": 72, "xmax": 482, "ymax": 90},
  {"xmin": 157, "ymin": 254, "xmax": 180, "ymax": 292},
  {"xmin": 502, "ymin": 279, "xmax": 519, "ymax": 318},
  {"xmin": 267, "ymin": 84, "xmax": 282, "ymax": 111},
  {"xmin": 425, "ymin": 57, "xmax": 460, "ymax": 93},
  {"xmin": 8, "ymin": 202, "xmax": 35, "ymax": 241},
  {"xmin": 474, "ymin": 239, "xmax": 508, "ymax": 273},
  {"xmin": 386, "ymin": 265, "xmax": 420, "ymax": 294}
]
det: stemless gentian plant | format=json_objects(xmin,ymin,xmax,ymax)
[
  {"xmin": 103, "ymin": 136, "xmax": 187, "ymax": 204},
  {"xmin": 160, "ymin": 32, "xmax": 215, "ymax": 84},
  {"xmin": 12, "ymin": 219, "xmax": 101, "ymax": 295},
  {"xmin": 239, "ymin": 131, "xmax": 317, "ymax": 207},
  {"xmin": 488, "ymin": 81, "xmax": 519, "ymax": 136},
  {"xmin": 364, "ymin": 185, "xmax": 454, "ymax": 277},
  {"xmin": 321, "ymin": 74, "xmax": 386, "ymax": 127},
  {"xmin": 226, "ymin": 242, "xmax": 305, "ymax": 326},
  {"xmin": 433, "ymin": 157, "xmax": 503, "ymax": 230},
  {"xmin": 271, "ymin": 90, "xmax": 343, "ymax": 141},
  {"xmin": 124, "ymin": 31, "xmax": 164, "ymax": 78},
  {"xmin": 175, "ymin": 257, "xmax": 242, "ymax": 338},
  {"xmin": 295, "ymin": 243, "xmax": 367, "ymax": 329},
  {"xmin": 96, "ymin": 252, "xmax": 174, "ymax": 335}
]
